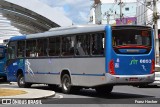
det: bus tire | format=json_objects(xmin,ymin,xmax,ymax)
[
  {"xmin": 95, "ymin": 86, "xmax": 113, "ymax": 94},
  {"xmin": 17, "ymin": 74, "xmax": 31, "ymax": 88},
  {"xmin": 3, "ymin": 76, "xmax": 7, "ymax": 82},
  {"xmin": 61, "ymin": 74, "xmax": 72, "ymax": 94},
  {"xmin": 1, "ymin": 76, "xmax": 7, "ymax": 82}
]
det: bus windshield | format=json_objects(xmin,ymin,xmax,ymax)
[
  {"xmin": 112, "ymin": 28, "xmax": 152, "ymax": 53},
  {"xmin": 0, "ymin": 48, "xmax": 4, "ymax": 58}
]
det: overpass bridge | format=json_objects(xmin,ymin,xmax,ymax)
[{"xmin": 0, "ymin": 0, "xmax": 72, "ymax": 43}]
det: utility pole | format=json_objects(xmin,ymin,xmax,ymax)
[
  {"xmin": 153, "ymin": 0, "xmax": 159, "ymax": 65},
  {"xmin": 107, "ymin": 12, "xmax": 110, "ymax": 24},
  {"xmin": 119, "ymin": 0, "xmax": 123, "ymax": 24}
]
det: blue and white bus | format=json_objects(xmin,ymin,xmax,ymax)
[
  {"xmin": 0, "ymin": 45, "xmax": 7, "ymax": 81},
  {"xmin": 6, "ymin": 25, "xmax": 155, "ymax": 94}
]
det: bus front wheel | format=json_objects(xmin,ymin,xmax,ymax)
[
  {"xmin": 17, "ymin": 74, "xmax": 31, "ymax": 88},
  {"xmin": 61, "ymin": 74, "xmax": 72, "ymax": 94},
  {"xmin": 95, "ymin": 86, "xmax": 113, "ymax": 94}
]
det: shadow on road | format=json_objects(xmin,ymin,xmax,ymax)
[
  {"xmin": 0, "ymin": 81, "xmax": 9, "ymax": 84},
  {"xmin": 137, "ymin": 85, "xmax": 160, "ymax": 88},
  {"xmin": 70, "ymin": 89, "xmax": 154, "ymax": 99},
  {"xmin": 31, "ymin": 85, "xmax": 155, "ymax": 99},
  {"xmin": 32, "ymin": 86, "xmax": 157, "ymax": 104}
]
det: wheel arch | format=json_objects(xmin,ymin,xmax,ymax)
[
  {"xmin": 60, "ymin": 69, "xmax": 72, "ymax": 84},
  {"xmin": 16, "ymin": 69, "xmax": 24, "ymax": 78}
]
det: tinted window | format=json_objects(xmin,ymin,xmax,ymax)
[
  {"xmin": 17, "ymin": 41, "xmax": 25, "ymax": 58},
  {"xmin": 37, "ymin": 38, "xmax": 48, "ymax": 57},
  {"xmin": 75, "ymin": 34, "xmax": 90, "ymax": 56},
  {"xmin": 62, "ymin": 36, "xmax": 75, "ymax": 56},
  {"xmin": 91, "ymin": 33, "xmax": 105, "ymax": 55},
  {"xmin": 112, "ymin": 28, "xmax": 152, "ymax": 54},
  {"xmin": 49, "ymin": 37, "xmax": 60, "ymax": 56},
  {"xmin": 112, "ymin": 29, "xmax": 151, "ymax": 47},
  {"xmin": 26, "ymin": 40, "xmax": 37, "ymax": 57},
  {"xmin": 8, "ymin": 42, "xmax": 16, "ymax": 59}
]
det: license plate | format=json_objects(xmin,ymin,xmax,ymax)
[{"xmin": 129, "ymin": 77, "xmax": 139, "ymax": 81}]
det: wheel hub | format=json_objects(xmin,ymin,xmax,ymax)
[
  {"xmin": 63, "ymin": 77, "xmax": 70, "ymax": 90},
  {"xmin": 19, "ymin": 77, "xmax": 24, "ymax": 85}
]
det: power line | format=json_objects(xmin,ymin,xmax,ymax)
[
  {"xmin": 136, "ymin": 8, "xmax": 149, "ymax": 18},
  {"xmin": 109, "ymin": 2, "xmax": 117, "ymax": 13},
  {"xmin": 103, "ymin": 1, "xmax": 118, "ymax": 24},
  {"xmin": 119, "ymin": 0, "xmax": 123, "ymax": 24},
  {"xmin": 137, "ymin": 0, "xmax": 153, "ymax": 11}
]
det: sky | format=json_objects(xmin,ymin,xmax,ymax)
[{"xmin": 39, "ymin": 0, "xmax": 93, "ymax": 24}]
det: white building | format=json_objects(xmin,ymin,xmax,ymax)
[
  {"xmin": 136, "ymin": 0, "xmax": 160, "ymax": 29},
  {"xmin": 89, "ymin": 0, "xmax": 137, "ymax": 25}
]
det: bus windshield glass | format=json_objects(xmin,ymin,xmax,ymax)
[{"xmin": 112, "ymin": 28, "xmax": 152, "ymax": 53}]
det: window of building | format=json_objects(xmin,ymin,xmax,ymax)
[
  {"xmin": 125, "ymin": 7, "xmax": 129, "ymax": 11},
  {"xmin": 62, "ymin": 36, "xmax": 75, "ymax": 56},
  {"xmin": 75, "ymin": 34, "xmax": 90, "ymax": 56},
  {"xmin": 17, "ymin": 41, "xmax": 25, "ymax": 58},
  {"xmin": 91, "ymin": 33, "xmax": 105, "ymax": 55},
  {"xmin": 49, "ymin": 37, "xmax": 60, "ymax": 56},
  {"xmin": 37, "ymin": 38, "xmax": 48, "ymax": 57},
  {"xmin": 26, "ymin": 40, "xmax": 37, "ymax": 57}
]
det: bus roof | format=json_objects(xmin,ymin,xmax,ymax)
[
  {"xmin": 9, "ymin": 24, "xmax": 152, "ymax": 41},
  {"xmin": 10, "ymin": 24, "xmax": 107, "ymax": 41}
]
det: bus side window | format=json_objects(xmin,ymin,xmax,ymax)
[
  {"xmin": 37, "ymin": 38, "xmax": 48, "ymax": 57},
  {"xmin": 75, "ymin": 34, "xmax": 90, "ymax": 56},
  {"xmin": 91, "ymin": 33, "xmax": 104, "ymax": 55},
  {"xmin": 26, "ymin": 40, "xmax": 37, "ymax": 57},
  {"xmin": 49, "ymin": 37, "xmax": 60, "ymax": 56},
  {"xmin": 17, "ymin": 41, "xmax": 25, "ymax": 58},
  {"xmin": 8, "ymin": 42, "xmax": 17, "ymax": 59},
  {"xmin": 62, "ymin": 36, "xmax": 75, "ymax": 56}
]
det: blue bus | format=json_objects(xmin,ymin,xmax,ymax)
[
  {"xmin": 6, "ymin": 25, "xmax": 155, "ymax": 94},
  {"xmin": 0, "ymin": 45, "xmax": 7, "ymax": 81}
]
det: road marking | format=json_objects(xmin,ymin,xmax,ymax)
[
  {"xmin": 58, "ymin": 94, "xmax": 63, "ymax": 99},
  {"xmin": 51, "ymin": 94, "xmax": 63, "ymax": 99}
]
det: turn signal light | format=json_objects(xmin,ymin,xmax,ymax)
[
  {"xmin": 151, "ymin": 60, "xmax": 155, "ymax": 74},
  {"xmin": 109, "ymin": 60, "xmax": 115, "ymax": 75}
]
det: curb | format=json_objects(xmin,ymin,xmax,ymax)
[{"xmin": 0, "ymin": 88, "xmax": 56, "ymax": 99}]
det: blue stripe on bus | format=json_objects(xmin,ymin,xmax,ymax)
[
  {"xmin": 71, "ymin": 73, "xmax": 105, "ymax": 76},
  {"xmin": 25, "ymin": 72, "xmax": 60, "ymax": 75},
  {"xmin": 10, "ymin": 35, "xmax": 26, "ymax": 41},
  {"xmin": 25, "ymin": 72, "xmax": 105, "ymax": 76}
]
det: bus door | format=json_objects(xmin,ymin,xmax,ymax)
[{"xmin": 6, "ymin": 41, "xmax": 18, "ymax": 81}]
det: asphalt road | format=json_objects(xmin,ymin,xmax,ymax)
[
  {"xmin": 29, "ymin": 84, "xmax": 160, "ymax": 105},
  {"xmin": 1, "ymin": 82, "xmax": 160, "ymax": 107}
]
